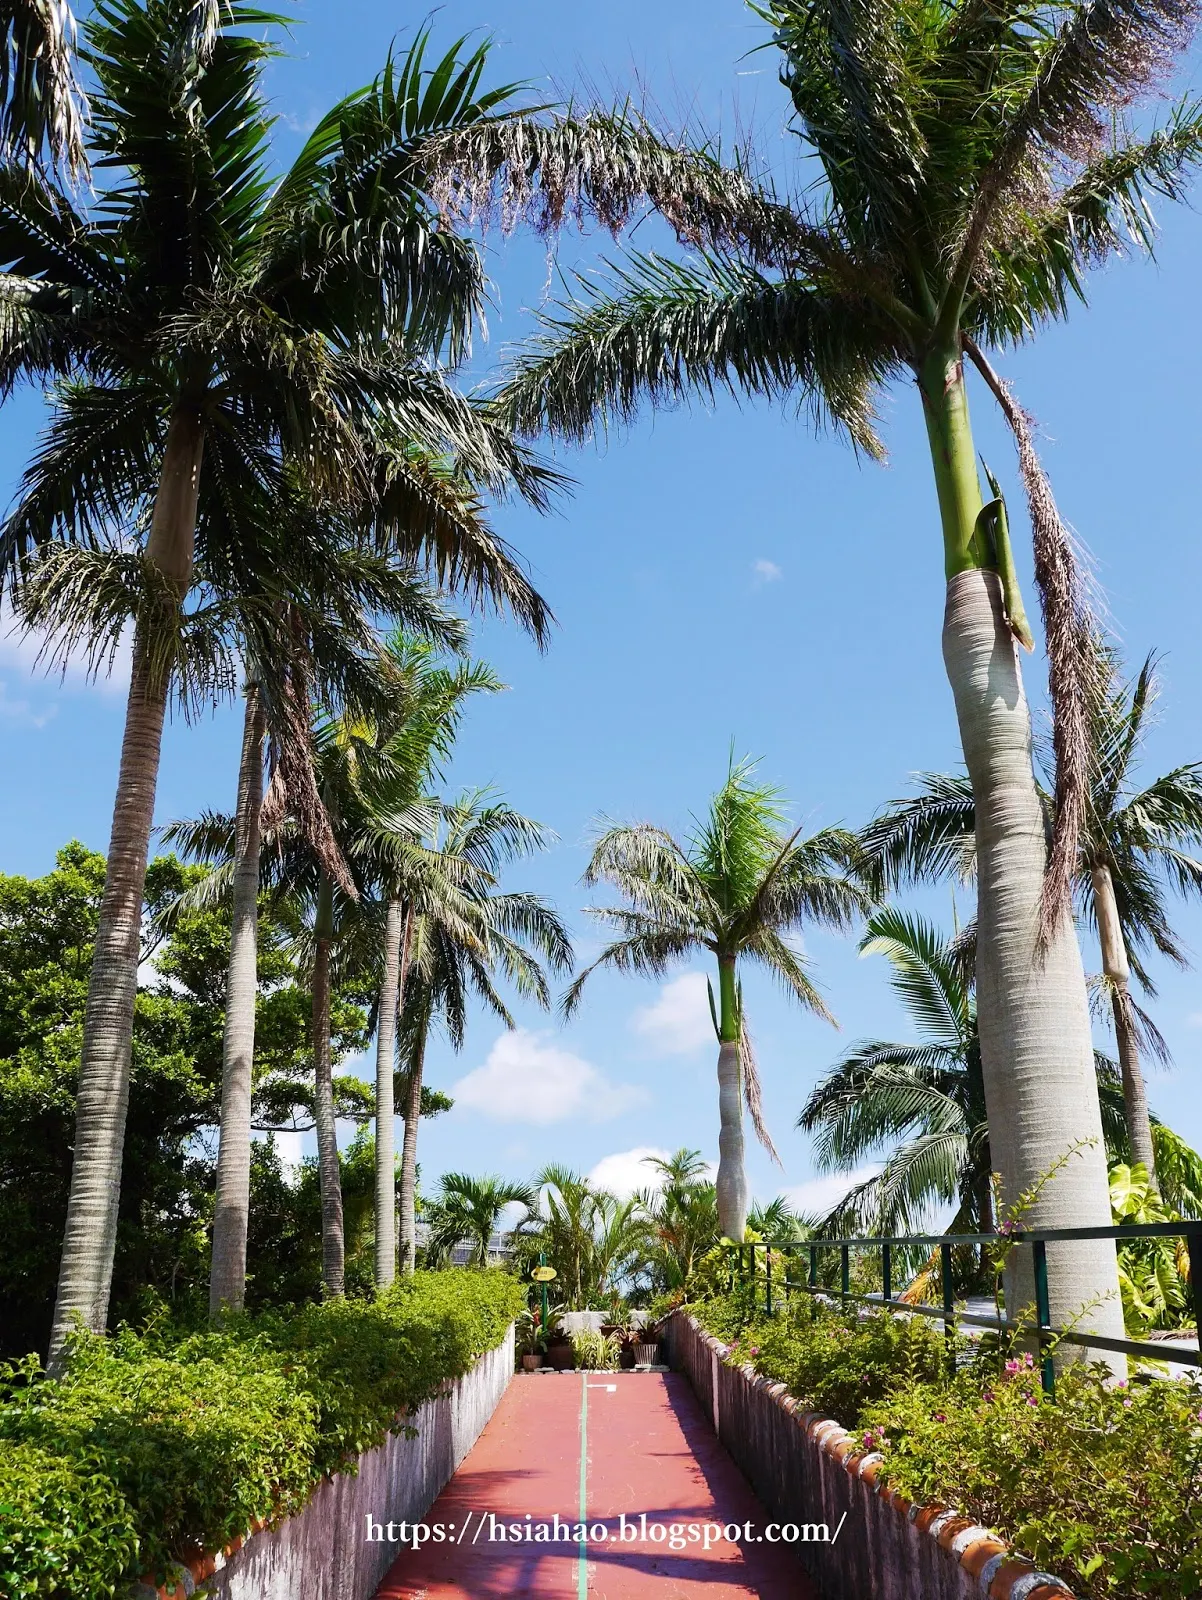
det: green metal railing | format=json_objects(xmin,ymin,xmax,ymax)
[{"xmin": 728, "ymin": 1220, "xmax": 1202, "ymax": 1395}]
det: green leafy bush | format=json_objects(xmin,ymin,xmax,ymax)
[
  {"xmin": 702, "ymin": 1294, "xmax": 947, "ymax": 1426},
  {"xmin": 1, "ymin": 1269, "xmax": 522, "ymax": 1595},
  {"xmin": 865, "ymin": 1361, "xmax": 1202, "ymax": 1598},
  {"xmin": 693, "ymin": 1293, "xmax": 1202, "ymax": 1598},
  {"xmin": 0, "ymin": 1441, "xmax": 139, "ymax": 1600}
]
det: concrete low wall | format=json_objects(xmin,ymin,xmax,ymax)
[
  {"xmin": 666, "ymin": 1312, "xmax": 1073, "ymax": 1600},
  {"xmin": 140, "ymin": 1325, "xmax": 513, "ymax": 1600}
]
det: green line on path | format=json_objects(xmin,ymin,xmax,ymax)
[{"xmin": 577, "ymin": 1372, "xmax": 588, "ymax": 1600}]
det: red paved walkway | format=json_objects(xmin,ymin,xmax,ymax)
[{"xmin": 374, "ymin": 1371, "xmax": 819, "ymax": 1598}]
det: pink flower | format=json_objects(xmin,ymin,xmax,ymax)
[
  {"xmin": 1123, "ymin": 1399, "xmax": 1133, "ymax": 1409},
  {"xmin": 932, "ymin": 1412, "xmax": 947, "ymax": 1423},
  {"xmin": 983, "ymin": 1390, "xmax": 995, "ymax": 1403},
  {"xmin": 1023, "ymin": 1352, "xmax": 1035, "ymax": 1369},
  {"xmin": 1027, "ymin": 1396, "xmax": 1039, "ymax": 1407},
  {"xmin": 749, "ymin": 1346, "xmax": 760, "ymax": 1356},
  {"xmin": 1005, "ymin": 1359, "xmax": 1021, "ymax": 1375}
]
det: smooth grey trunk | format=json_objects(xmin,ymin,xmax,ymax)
[
  {"xmin": 943, "ymin": 570, "xmax": 1125, "ymax": 1367},
  {"xmin": 373, "ymin": 899, "xmax": 411, "ymax": 1289},
  {"xmin": 312, "ymin": 909, "xmax": 345, "ymax": 1297},
  {"xmin": 48, "ymin": 409, "xmax": 205, "ymax": 1370},
  {"xmin": 208, "ymin": 685, "xmax": 266, "ymax": 1320},
  {"xmin": 398, "ymin": 1011, "xmax": 427, "ymax": 1275},
  {"xmin": 1092, "ymin": 863, "xmax": 1158, "ymax": 1188},
  {"xmin": 715, "ymin": 1038, "xmax": 748, "ymax": 1241}
]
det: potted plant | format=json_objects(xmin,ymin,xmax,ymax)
[
  {"xmin": 633, "ymin": 1318, "xmax": 663, "ymax": 1368},
  {"xmin": 516, "ymin": 1311, "xmax": 549, "ymax": 1372},
  {"xmin": 569, "ymin": 1328, "xmax": 621, "ymax": 1372}
]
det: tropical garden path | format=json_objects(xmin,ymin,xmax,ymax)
[{"xmin": 374, "ymin": 1369, "xmax": 820, "ymax": 1599}]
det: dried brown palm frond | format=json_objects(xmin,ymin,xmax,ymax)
[
  {"xmin": 739, "ymin": 1020, "xmax": 783, "ymax": 1168},
  {"xmin": 259, "ymin": 621, "xmax": 356, "ymax": 899},
  {"xmin": 963, "ymin": 335, "xmax": 1099, "ymax": 944}
]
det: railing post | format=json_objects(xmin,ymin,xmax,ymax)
[
  {"xmin": 809, "ymin": 1244, "xmax": 818, "ymax": 1322},
  {"xmin": 784, "ymin": 1244, "xmax": 792, "ymax": 1307},
  {"xmin": 841, "ymin": 1243, "xmax": 850, "ymax": 1302},
  {"xmin": 766, "ymin": 1245, "xmax": 773, "ymax": 1317},
  {"xmin": 1032, "ymin": 1238, "xmax": 1055, "ymax": 1397},
  {"xmin": 940, "ymin": 1241, "xmax": 955, "ymax": 1374},
  {"xmin": 1185, "ymin": 1227, "xmax": 1202, "ymax": 1357},
  {"xmin": 882, "ymin": 1241, "xmax": 892, "ymax": 1304}
]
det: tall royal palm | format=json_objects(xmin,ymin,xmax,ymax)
[
  {"xmin": 395, "ymin": 792, "xmax": 572, "ymax": 1273},
  {"xmin": 355, "ymin": 643, "xmax": 504, "ymax": 1289},
  {"xmin": 8, "ymin": 2, "xmax": 571, "ymax": 1363},
  {"xmin": 564, "ymin": 758, "xmax": 867, "ymax": 1239},
  {"xmin": 500, "ymin": 0, "xmax": 1202, "ymax": 1332},
  {"xmin": 861, "ymin": 650, "xmax": 1202, "ymax": 1192}
]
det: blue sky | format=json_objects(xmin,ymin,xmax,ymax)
[{"xmin": 5, "ymin": 0, "xmax": 1202, "ymax": 1214}]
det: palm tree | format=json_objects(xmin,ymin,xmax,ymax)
[
  {"xmin": 516, "ymin": 1167, "xmax": 651, "ymax": 1310},
  {"xmin": 643, "ymin": 1166, "xmax": 720, "ymax": 1295},
  {"xmin": 193, "ymin": 561, "xmax": 468, "ymax": 1319},
  {"xmin": 747, "ymin": 1195, "xmax": 810, "ymax": 1240},
  {"xmin": 12, "ymin": 2, "xmax": 565, "ymax": 1366},
  {"xmin": 565, "ymin": 757, "xmax": 868, "ymax": 1240},
  {"xmin": 423, "ymin": 1172, "xmax": 535, "ymax": 1268},
  {"xmin": 496, "ymin": 0, "xmax": 1202, "ymax": 1341},
  {"xmin": 802, "ymin": 909, "xmax": 1130, "ymax": 1243},
  {"xmin": 861, "ymin": 650, "xmax": 1202, "ymax": 1192},
  {"xmin": 395, "ymin": 794, "xmax": 573, "ymax": 1273},
  {"xmin": 357, "ymin": 643, "xmax": 504, "ymax": 1291}
]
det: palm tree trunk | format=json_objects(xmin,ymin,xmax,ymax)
[
  {"xmin": 312, "ymin": 874, "xmax": 344, "ymax": 1297},
  {"xmin": 1092, "ymin": 864, "xmax": 1158, "ymax": 1189},
  {"xmin": 374, "ymin": 899, "xmax": 412, "ymax": 1289},
  {"xmin": 48, "ymin": 408, "xmax": 205, "ymax": 1370},
  {"xmin": 921, "ymin": 344, "xmax": 1124, "ymax": 1360},
  {"xmin": 209, "ymin": 683, "xmax": 266, "ymax": 1320},
  {"xmin": 714, "ymin": 956, "xmax": 748, "ymax": 1241},
  {"xmin": 397, "ymin": 1005, "xmax": 428, "ymax": 1275}
]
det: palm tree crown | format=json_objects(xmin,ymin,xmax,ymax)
[
  {"xmin": 801, "ymin": 908, "xmax": 1130, "ymax": 1242},
  {"xmin": 566, "ymin": 757, "xmax": 868, "ymax": 1240},
  {"xmin": 423, "ymin": 1172, "xmax": 535, "ymax": 1268}
]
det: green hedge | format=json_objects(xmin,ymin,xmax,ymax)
[
  {"xmin": 692, "ymin": 1294, "xmax": 1202, "ymax": 1599},
  {"xmin": 0, "ymin": 1270, "xmax": 523, "ymax": 1598}
]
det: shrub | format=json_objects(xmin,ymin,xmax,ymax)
[
  {"xmin": 1, "ymin": 1268, "xmax": 522, "ymax": 1595},
  {"xmin": 692, "ymin": 1293, "xmax": 1202, "ymax": 1598},
  {"xmin": 0, "ymin": 1333, "xmax": 318, "ymax": 1583},
  {"xmin": 866, "ymin": 1362, "xmax": 1202, "ymax": 1598},
  {"xmin": 704, "ymin": 1295, "xmax": 947, "ymax": 1427},
  {"xmin": 0, "ymin": 1441, "xmax": 139, "ymax": 1600}
]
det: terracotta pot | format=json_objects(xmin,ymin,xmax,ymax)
[
  {"xmin": 547, "ymin": 1342, "xmax": 576, "ymax": 1371},
  {"xmin": 521, "ymin": 1353, "xmax": 543, "ymax": 1371}
]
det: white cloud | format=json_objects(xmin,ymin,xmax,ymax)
[
  {"xmin": 452, "ymin": 1029, "xmax": 648, "ymax": 1125},
  {"xmin": 631, "ymin": 971, "xmax": 714, "ymax": 1057},
  {"xmin": 589, "ymin": 1146, "xmax": 717, "ymax": 1197},
  {"xmin": 588, "ymin": 1146, "xmax": 672, "ymax": 1197},
  {"xmin": 752, "ymin": 558, "xmax": 782, "ymax": 585},
  {"xmin": 780, "ymin": 1165, "xmax": 882, "ymax": 1219}
]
